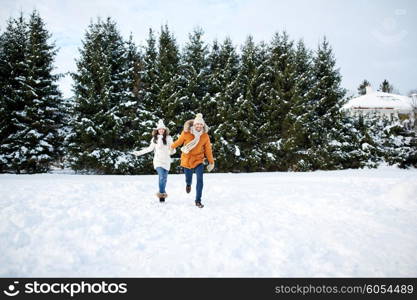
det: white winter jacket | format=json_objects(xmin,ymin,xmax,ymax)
[{"xmin": 133, "ymin": 135, "xmax": 175, "ymax": 171}]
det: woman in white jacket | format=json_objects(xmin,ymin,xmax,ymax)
[{"xmin": 132, "ymin": 120, "xmax": 175, "ymax": 202}]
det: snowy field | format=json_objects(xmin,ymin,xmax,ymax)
[{"xmin": 1, "ymin": 166, "xmax": 417, "ymax": 277}]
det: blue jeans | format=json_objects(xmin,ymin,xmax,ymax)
[
  {"xmin": 156, "ymin": 167, "xmax": 168, "ymax": 194},
  {"xmin": 184, "ymin": 163, "xmax": 204, "ymax": 202}
]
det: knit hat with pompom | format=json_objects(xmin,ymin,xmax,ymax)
[
  {"xmin": 193, "ymin": 113, "xmax": 205, "ymax": 125},
  {"xmin": 155, "ymin": 119, "xmax": 167, "ymax": 130}
]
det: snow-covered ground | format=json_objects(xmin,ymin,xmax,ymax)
[{"xmin": 1, "ymin": 166, "xmax": 417, "ymax": 277}]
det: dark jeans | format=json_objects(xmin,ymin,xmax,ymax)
[
  {"xmin": 156, "ymin": 167, "xmax": 168, "ymax": 194},
  {"xmin": 184, "ymin": 163, "xmax": 204, "ymax": 202}
]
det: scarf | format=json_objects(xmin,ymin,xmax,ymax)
[{"xmin": 181, "ymin": 126, "xmax": 203, "ymax": 154}]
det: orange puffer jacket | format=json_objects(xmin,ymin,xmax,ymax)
[{"xmin": 171, "ymin": 120, "xmax": 214, "ymax": 169}]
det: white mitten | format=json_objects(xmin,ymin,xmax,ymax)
[
  {"xmin": 181, "ymin": 146, "xmax": 189, "ymax": 154},
  {"xmin": 131, "ymin": 151, "xmax": 141, "ymax": 156},
  {"xmin": 207, "ymin": 163, "xmax": 215, "ymax": 172}
]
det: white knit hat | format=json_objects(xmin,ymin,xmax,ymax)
[
  {"xmin": 155, "ymin": 119, "xmax": 167, "ymax": 130},
  {"xmin": 193, "ymin": 113, "xmax": 205, "ymax": 125}
]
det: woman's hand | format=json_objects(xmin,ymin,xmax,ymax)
[
  {"xmin": 131, "ymin": 151, "xmax": 141, "ymax": 156},
  {"xmin": 207, "ymin": 163, "xmax": 215, "ymax": 172}
]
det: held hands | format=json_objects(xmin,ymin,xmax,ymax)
[
  {"xmin": 131, "ymin": 151, "xmax": 141, "ymax": 156},
  {"xmin": 207, "ymin": 163, "xmax": 215, "ymax": 172},
  {"xmin": 180, "ymin": 145, "xmax": 188, "ymax": 154}
]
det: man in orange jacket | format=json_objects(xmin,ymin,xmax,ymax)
[{"xmin": 171, "ymin": 113, "xmax": 215, "ymax": 208}]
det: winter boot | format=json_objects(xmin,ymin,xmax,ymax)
[
  {"xmin": 195, "ymin": 201, "xmax": 204, "ymax": 208},
  {"xmin": 156, "ymin": 192, "xmax": 167, "ymax": 203},
  {"xmin": 186, "ymin": 185, "xmax": 191, "ymax": 194}
]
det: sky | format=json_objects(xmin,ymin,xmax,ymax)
[{"xmin": 1, "ymin": 0, "xmax": 416, "ymax": 98}]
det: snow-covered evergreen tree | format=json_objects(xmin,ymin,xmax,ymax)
[
  {"xmin": 249, "ymin": 41, "xmax": 276, "ymax": 171},
  {"xmin": 179, "ymin": 27, "xmax": 209, "ymax": 124},
  {"xmin": 254, "ymin": 32, "xmax": 298, "ymax": 171},
  {"xmin": 212, "ymin": 38, "xmax": 241, "ymax": 171},
  {"xmin": 201, "ymin": 39, "xmax": 222, "ymax": 138},
  {"xmin": 156, "ymin": 25, "xmax": 181, "ymax": 132},
  {"xmin": 358, "ymin": 79, "xmax": 371, "ymax": 95},
  {"xmin": 330, "ymin": 114, "xmax": 378, "ymax": 169},
  {"xmin": 0, "ymin": 11, "xmax": 64, "ymax": 173},
  {"xmin": 68, "ymin": 17, "xmax": 139, "ymax": 174},
  {"xmin": 59, "ymin": 96, "xmax": 75, "ymax": 168},
  {"xmin": 303, "ymin": 37, "xmax": 347, "ymax": 170},
  {"xmin": 0, "ymin": 15, "xmax": 30, "ymax": 173},
  {"xmin": 339, "ymin": 113, "xmax": 415, "ymax": 170},
  {"xmin": 231, "ymin": 36, "xmax": 261, "ymax": 171},
  {"xmin": 124, "ymin": 34, "xmax": 152, "ymax": 173},
  {"xmin": 400, "ymin": 130, "xmax": 417, "ymax": 168},
  {"xmin": 378, "ymin": 79, "xmax": 394, "ymax": 93},
  {"xmin": 25, "ymin": 11, "xmax": 65, "ymax": 171},
  {"xmin": 140, "ymin": 28, "xmax": 159, "ymax": 125},
  {"xmin": 376, "ymin": 116, "xmax": 414, "ymax": 166},
  {"xmin": 279, "ymin": 39, "xmax": 314, "ymax": 171},
  {"xmin": 134, "ymin": 29, "xmax": 161, "ymax": 173}
]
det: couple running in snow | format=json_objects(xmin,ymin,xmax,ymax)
[{"xmin": 132, "ymin": 113, "xmax": 215, "ymax": 208}]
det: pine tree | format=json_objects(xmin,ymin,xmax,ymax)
[
  {"xmin": 250, "ymin": 41, "xmax": 276, "ymax": 171},
  {"xmin": 26, "ymin": 11, "xmax": 65, "ymax": 171},
  {"xmin": 140, "ymin": 28, "xmax": 159, "ymax": 118},
  {"xmin": 377, "ymin": 115, "xmax": 414, "ymax": 166},
  {"xmin": 306, "ymin": 37, "xmax": 346, "ymax": 170},
  {"xmin": 0, "ymin": 15, "xmax": 30, "ymax": 173},
  {"xmin": 59, "ymin": 96, "xmax": 74, "ymax": 168},
  {"xmin": 139, "ymin": 28, "xmax": 160, "ymax": 132},
  {"xmin": 400, "ymin": 130, "xmax": 417, "ymax": 168},
  {"xmin": 68, "ymin": 17, "xmax": 139, "ymax": 174},
  {"xmin": 341, "ymin": 113, "xmax": 414, "ymax": 170},
  {"xmin": 179, "ymin": 27, "xmax": 209, "ymax": 124},
  {"xmin": 358, "ymin": 79, "xmax": 371, "ymax": 95},
  {"xmin": 134, "ymin": 28, "xmax": 161, "ymax": 173},
  {"xmin": 331, "ymin": 114, "xmax": 378, "ymax": 169},
  {"xmin": 232, "ymin": 36, "xmax": 260, "ymax": 171},
  {"xmin": 280, "ymin": 39, "xmax": 315, "ymax": 171},
  {"xmin": 257, "ymin": 32, "xmax": 298, "ymax": 171},
  {"xmin": 156, "ymin": 25, "xmax": 181, "ymax": 132},
  {"xmin": 212, "ymin": 37, "xmax": 241, "ymax": 171},
  {"xmin": 201, "ymin": 39, "xmax": 222, "ymax": 139},
  {"xmin": 124, "ymin": 34, "xmax": 150, "ymax": 173},
  {"xmin": 0, "ymin": 11, "xmax": 64, "ymax": 173},
  {"xmin": 354, "ymin": 114, "xmax": 381, "ymax": 167},
  {"xmin": 126, "ymin": 34, "xmax": 142, "ymax": 102},
  {"xmin": 379, "ymin": 79, "xmax": 394, "ymax": 93}
]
